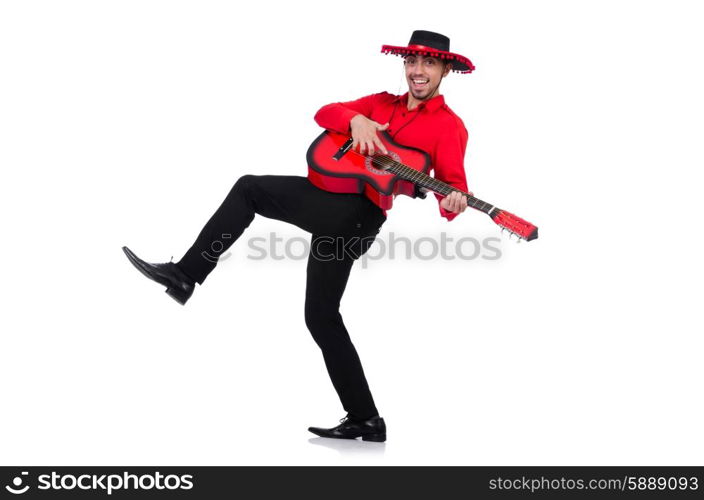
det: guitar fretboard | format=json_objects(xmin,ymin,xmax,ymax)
[{"xmin": 371, "ymin": 155, "xmax": 495, "ymax": 215}]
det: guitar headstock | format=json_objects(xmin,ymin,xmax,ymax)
[{"xmin": 491, "ymin": 209, "xmax": 539, "ymax": 242}]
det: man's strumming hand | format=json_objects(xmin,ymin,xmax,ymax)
[
  {"xmin": 440, "ymin": 190, "xmax": 470, "ymax": 214},
  {"xmin": 350, "ymin": 114, "xmax": 389, "ymax": 156}
]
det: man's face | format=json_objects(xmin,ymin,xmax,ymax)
[{"xmin": 404, "ymin": 54, "xmax": 451, "ymax": 100}]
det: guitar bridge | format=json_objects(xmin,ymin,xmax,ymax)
[{"xmin": 332, "ymin": 138, "xmax": 354, "ymax": 161}]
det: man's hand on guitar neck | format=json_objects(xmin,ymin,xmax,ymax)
[
  {"xmin": 440, "ymin": 190, "xmax": 469, "ymax": 214},
  {"xmin": 350, "ymin": 114, "xmax": 389, "ymax": 156}
]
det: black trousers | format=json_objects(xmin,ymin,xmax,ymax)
[{"xmin": 177, "ymin": 175, "xmax": 387, "ymax": 420}]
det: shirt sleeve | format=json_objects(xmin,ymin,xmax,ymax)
[
  {"xmin": 313, "ymin": 93, "xmax": 380, "ymax": 134},
  {"xmin": 432, "ymin": 119, "xmax": 469, "ymax": 222}
]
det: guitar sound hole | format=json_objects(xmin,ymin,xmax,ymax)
[{"xmin": 365, "ymin": 152, "xmax": 400, "ymax": 176}]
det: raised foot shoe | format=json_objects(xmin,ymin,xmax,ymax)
[
  {"xmin": 122, "ymin": 246, "xmax": 195, "ymax": 305},
  {"xmin": 308, "ymin": 415, "xmax": 386, "ymax": 442}
]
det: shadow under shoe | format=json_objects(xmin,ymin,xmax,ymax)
[
  {"xmin": 308, "ymin": 415, "xmax": 386, "ymax": 442},
  {"xmin": 122, "ymin": 246, "xmax": 195, "ymax": 305}
]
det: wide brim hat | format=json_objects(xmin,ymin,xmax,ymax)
[{"xmin": 381, "ymin": 30, "xmax": 475, "ymax": 74}]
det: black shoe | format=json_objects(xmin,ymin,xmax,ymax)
[
  {"xmin": 308, "ymin": 415, "xmax": 386, "ymax": 442},
  {"xmin": 122, "ymin": 246, "xmax": 195, "ymax": 305}
]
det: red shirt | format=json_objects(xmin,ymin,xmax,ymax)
[{"xmin": 314, "ymin": 91, "xmax": 469, "ymax": 221}]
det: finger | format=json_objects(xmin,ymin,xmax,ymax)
[
  {"xmin": 453, "ymin": 193, "xmax": 462, "ymax": 211},
  {"xmin": 368, "ymin": 140, "xmax": 375, "ymax": 156},
  {"xmin": 373, "ymin": 137, "xmax": 387, "ymax": 155},
  {"xmin": 377, "ymin": 122, "xmax": 390, "ymax": 130},
  {"xmin": 352, "ymin": 138, "xmax": 358, "ymax": 152},
  {"xmin": 448, "ymin": 192, "xmax": 457, "ymax": 208}
]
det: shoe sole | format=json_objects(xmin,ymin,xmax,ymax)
[{"xmin": 307, "ymin": 428, "xmax": 386, "ymax": 442}]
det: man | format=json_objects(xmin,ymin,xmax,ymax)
[{"xmin": 122, "ymin": 30, "xmax": 474, "ymax": 442}]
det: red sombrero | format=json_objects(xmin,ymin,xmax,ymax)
[{"xmin": 381, "ymin": 30, "xmax": 475, "ymax": 74}]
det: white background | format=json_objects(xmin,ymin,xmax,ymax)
[{"xmin": 1, "ymin": 0, "xmax": 702, "ymax": 465}]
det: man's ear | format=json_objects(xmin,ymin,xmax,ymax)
[{"xmin": 443, "ymin": 62, "xmax": 453, "ymax": 77}]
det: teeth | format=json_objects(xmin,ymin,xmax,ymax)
[{"xmin": 413, "ymin": 79, "xmax": 428, "ymax": 84}]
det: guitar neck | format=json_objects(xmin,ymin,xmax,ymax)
[{"xmin": 373, "ymin": 156, "xmax": 496, "ymax": 215}]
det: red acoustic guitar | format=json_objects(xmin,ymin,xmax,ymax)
[{"xmin": 307, "ymin": 130, "xmax": 539, "ymax": 242}]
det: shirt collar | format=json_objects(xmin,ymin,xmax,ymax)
[{"xmin": 393, "ymin": 92, "xmax": 446, "ymax": 112}]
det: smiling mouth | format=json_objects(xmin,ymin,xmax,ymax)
[{"xmin": 410, "ymin": 79, "xmax": 430, "ymax": 92}]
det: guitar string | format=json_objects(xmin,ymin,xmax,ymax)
[
  {"xmin": 354, "ymin": 150, "xmax": 492, "ymax": 213},
  {"xmin": 345, "ymin": 148, "xmax": 496, "ymax": 214},
  {"xmin": 336, "ymin": 143, "xmax": 534, "ymax": 234},
  {"xmin": 350, "ymin": 148, "xmax": 463, "ymax": 195},
  {"xmin": 347, "ymin": 148, "xmax": 462, "ymax": 197},
  {"xmin": 345, "ymin": 148, "xmax": 536, "ymax": 234}
]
